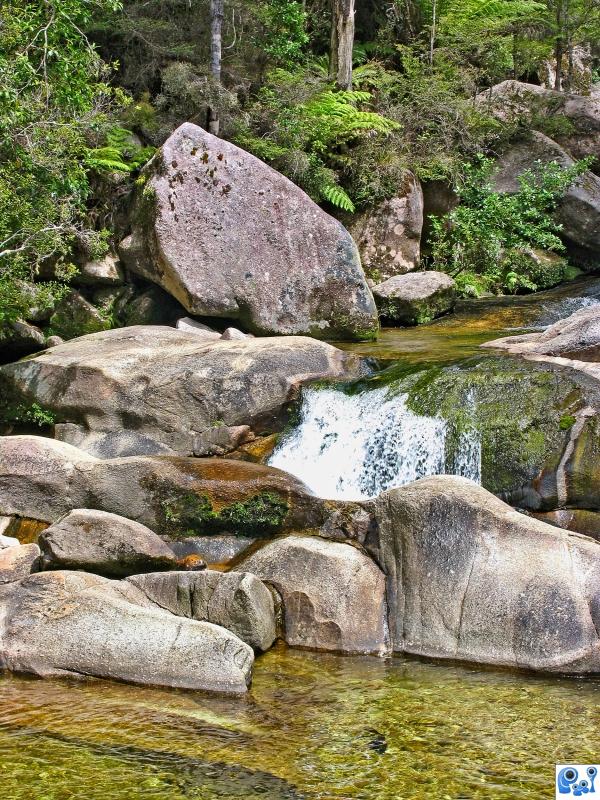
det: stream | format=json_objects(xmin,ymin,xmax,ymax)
[{"xmin": 2, "ymin": 276, "xmax": 600, "ymax": 799}]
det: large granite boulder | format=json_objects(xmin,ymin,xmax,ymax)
[
  {"xmin": 368, "ymin": 475, "xmax": 600, "ymax": 673},
  {"xmin": 372, "ymin": 271, "xmax": 456, "ymax": 325},
  {"xmin": 129, "ymin": 570, "xmax": 276, "ymax": 651},
  {"xmin": 0, "ymin": 326, "xmax": 363, "ymax": 458},
  {"xmin": 486, "ymin": 305, "xmax": 600, "ymax": 363},
  {"xmin": 492, "ymin": 131, "xmax": 600, "ymax": 255},
  {"xmin": 38, "ymin": 509, "xmax": 179, "ymax": 577},
  {"xmin": 240, "ymin": 536, "xmax": 389, "ymax": 655},
  {"xmin": 476, "ymin": 81, "xmax": 600, "ymax": 169},
  {"xmin": 0, "ymin": 436, "xmax": 367, "ymax": 540},
  {"xmin": 346, "ymin": 172, "xmax": 423, "ymax": 281},
  {"xmin": 0, "ymin": 544, "xmax": 40, "ymax": 584},
  {"xmin": 0, "ymin": 570, "xmax": 253, "ymax": 692},
  {"xmin": 119, "ymin": 123, "xmax": 378, "ymax": 341}
]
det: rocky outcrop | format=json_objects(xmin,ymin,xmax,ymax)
[
  {"xmin": 0, "ymin": 436, "xmax": 367, "ymax": 540},
  {"xmin": 492, "ymin": 131, "xmax": 600, "ymax": 254},
  {"xmin": 38, "ymin": 509, "xmax": 179, "ymax": 577},
  {"xmin": 0, "ymin": 544, "xmax": 40, "ymax": 584},
  {"xmin": 346, "ymin": 173, "xmax": 423, "ymax": 281},
  {"xmin": 486, "ymin": 305, "xmax": 600, "ymax": 363},
  {"xmin": 372, "ymin": 271, "xmax": 456, "ymax": 325},
  {"xmin": 0, "ymin": 570, "xmax": 253, "ymax": 691},
  {"xmin": 240, "ymin": 536, "xmax": 389, "ymax": 655},
  {"xmin": 368, "ymin": 476, "xmax": 600, "ymax": 673},
  {"xmin": 476, "ymin": 81, "xmax": 600, "ymax": 169},
  {"xmin": 119, "ymin": 122, "xmax": 378, "ymax": 340},
  {"xmin": 129, "ymin": 570, "xmax": 276, "ymax": 652},
  {"xmin": 0, "ymin": 326, "xmax": 363, "ymax": 458}
]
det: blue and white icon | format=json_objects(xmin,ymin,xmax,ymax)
[{"xmin": 556, "ymin": 765, "xmax": 598, "ymax": 797}]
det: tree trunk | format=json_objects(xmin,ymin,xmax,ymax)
[
  {"xmin": 554, "ymin": 0, "xmax": 564, "ymax": 90},
  {"xmin": 329, "ymin": 0, "xmax": 355, "ymax": 91},
  {"xmin": 208, "ymin": 0, "xmax": 224, "ymax": 135},
  {"xmin": 429, "ymin": 0, "xmax": 437, "ymax": 66}
]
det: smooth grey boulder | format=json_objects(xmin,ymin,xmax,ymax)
[
  {"xmin": 0, "ymin": 570, "xmax": 253, "ymax": 692},
  {"xmin": 129, "ymin": 570, "xmax": 276, "ymax": 652},
  {"xmin": 240, "ymin": 536, "xmax": 390, "ymax": 655},
  {"xmin": 492, "ymin": 131, "xmax": 600, "ymax": 253},
  {"xmin": 175, "ymin": 317, "xmax": 221, "ymax": 339},
  {"xmin": 38, "ymin": 509, "xmax": 178, "ymax": 577},
  {"xmin": 0, "ymin": 437, "xmax": 357, "ymax": 542},
  {"xmin": 0, "ymin": 437, "xmax": 96, "ymax": 522},
  {"xmin": 0, "ymin": 325, "xmax": 362, "ymax": 457},
  {"xmin": 76, "ymin": 253, "xmax": 124, "ymax": 286},
  {"xmin": 368, "ymin": 475, "xmax": 600, "ymax": 673},
  {"xmin": 118, "ymin": 122, "xmax": 378, "ymax": 341},
  {"xmin": 0, "ymin": 321, "xmax": 46, "ymax": 360},
  {"xmin": 347, "ymin": 172, "xmax": 424, "ymax": 281},
  {"xmin": 373, "ymin": 271, "xmax": 456, "ymax": 325},
  {"xmin": 0, "ymin": 544, "xmax": 40, "ymax": 584},
  {"xmin": 486, "ymin": 305, "xmax": 600, "ymax": 363}
]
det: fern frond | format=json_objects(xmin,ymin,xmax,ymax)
[{"xmin": 321, "ymin": 183, "xmax": 355, "ymax": 212}]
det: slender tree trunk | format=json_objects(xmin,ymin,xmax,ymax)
[
  {"xmin": 554, "ymin": 0, "xmax": 564, "ymax": 90},
  {"xmin": 329, "ymin": 0, "xmax": 355, "ymax": 91},
  {"xmin": 429, "ymin": 0, "xmax": 437, "ymax": 66},
  {"xmin": 208, "ymin": 0, "xmax": 224, "ymax": 135}
]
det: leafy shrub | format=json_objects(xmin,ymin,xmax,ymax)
[{"xmin": 429, "ymin": 155, "xmax": 589, "ymax": 295}]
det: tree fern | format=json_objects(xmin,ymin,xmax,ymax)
[{"xmin": 85, "ymin": 127, "xmax": 154, "ymax": 174}]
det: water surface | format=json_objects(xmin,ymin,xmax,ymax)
[{"xmin": 1, "ymin": 645, "xmax": 598, "ymax": 799}]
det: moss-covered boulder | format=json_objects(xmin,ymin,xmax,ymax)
[
  {"xmin": 386, "ymin": 355, "xmax": 600, "ymax": 511},
  {"xmin": 373, "ymin": 271, "xmax": 456, "ymax": 326}
]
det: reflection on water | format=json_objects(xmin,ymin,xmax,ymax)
[
  {"xmin": 333, "ymin": 276, "xmax": 600, "ymax": 364},
  {"xmin": 1, "ymin": 644, "xmax": 599, "ymax": 799}
]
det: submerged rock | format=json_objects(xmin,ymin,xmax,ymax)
[
  {"xmin": 129, "ymin": 570, "xmax": 277, "ymax": 652},
  {"xmin": 0, "ymin": 570, "xmax": 253, "ymax": 692},
  {"xmin": 369, "ymin": 475, "xmax": 600, "ymax": 673},
  {"xmin": 0, "ymin": 325, "xmax": 363, "ymax": 457},
  {"xmin": 372, "ymin": 271, "xmax": 456, "ymax": 325},
  {"xmin": 119, "ymin": 122, "xmax": 378, "ymax": 340},
  {"xmin": 38, "ymin": 509, "xmax": 178, "ymax": 577},
  {"xmin": 240, "ymin": 536, "xmax": 390, "ymax": 655}
]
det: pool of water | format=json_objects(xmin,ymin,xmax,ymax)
[
  {"xmin": 1, "ymin": 644, "xmax": 598, "ymax": 799},
  {"xmin": 332, "ymin": 276, "xmax": 600, "ymax": 365}
]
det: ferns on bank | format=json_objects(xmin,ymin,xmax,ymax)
[{"xmin": 235, "ymin": 74, "xmax": 399, "ymax": 211}]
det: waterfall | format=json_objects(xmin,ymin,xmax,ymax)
[{"xmin": 269, "ymin": 385, "xmax": 481, "ymax": 500}]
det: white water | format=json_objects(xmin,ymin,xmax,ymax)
[{"xmin": 269, "ymin": 386, "xmax": 481, "ymax": 500}]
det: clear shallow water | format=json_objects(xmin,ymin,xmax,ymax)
[
  {"xmin": 1, "ymin": 645, "xmax": 598, "ymax": 799},
  {"xmin": 332, "ymin": 276, "xmax": 600, "ymax": 365}
]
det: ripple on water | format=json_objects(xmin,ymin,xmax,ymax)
[{"xmin": 1, "ymin": 645, "xmax": 599, "ymax": 799}]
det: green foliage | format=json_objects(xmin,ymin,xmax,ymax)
[
  {"xmin": 429, "ymin": 154, "xmax": 589, "ymax": 295},
  {"xmin": 253, "ymin": 0, "xmax": 309, "ymax": 67},
  {"xmin": 0, "ymin": 400, "xmax": 56, "ymax": 429},
  {"xmin": 0, "ymin": 0, "xmax": 127, "ymax": 335},
  {"xmin": 158, "ymin": 488, "xmax": 289, "ymax": 538},
  {"xmin": 84, "ymin": 126, "xmax": 154, "ymax": 173},
  {"xmin": 235, "ymin": 68, "xmax": 399, "ymax": 210}
]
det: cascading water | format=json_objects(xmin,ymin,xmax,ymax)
[{"xmin": 269, "ymin": 384, "xmax": 481, "ymax": 500}]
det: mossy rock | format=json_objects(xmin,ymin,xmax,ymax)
[
  {"xmin": 380, "ymin": 355, "xmax": 595, "ymax": 509},
  {"xmin": 49, "ymin": 291, "xmax": 110, "ymax": 340}
]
